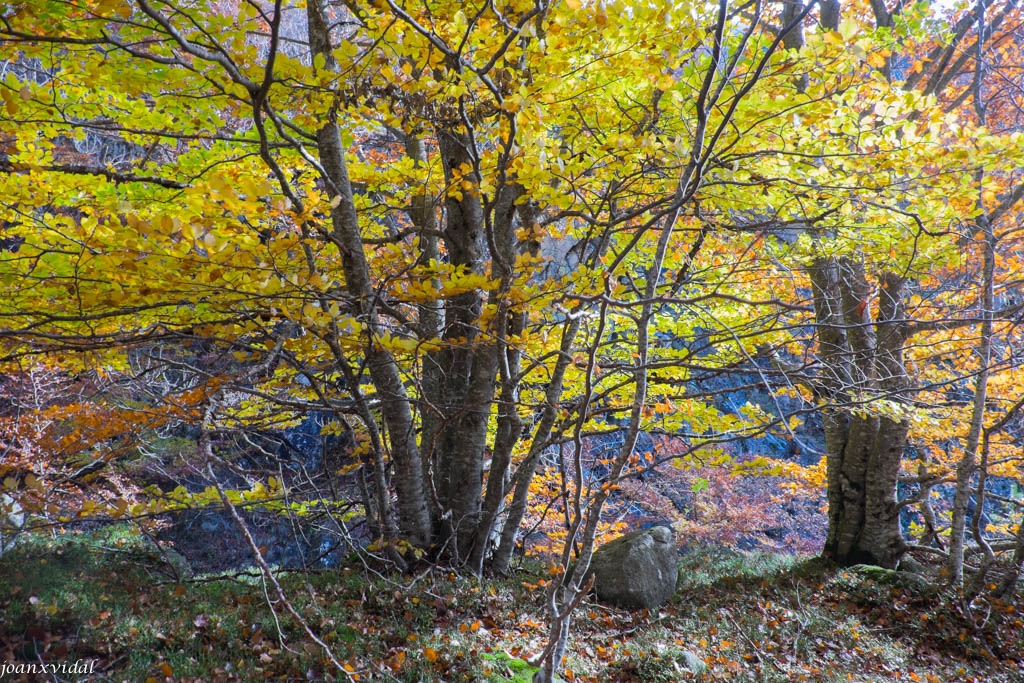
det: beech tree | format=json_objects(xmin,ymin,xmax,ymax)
[
  {"xmin": 3, "ymin": 0, "xmax": 1024, "ymax": 679},
  {"xmin": 771, "ymin": 0, "xmax": 1024, "ymax": 572},
  {"xmin": 0, "ymin": 0, "xmax": 837, "ymax": 567}
]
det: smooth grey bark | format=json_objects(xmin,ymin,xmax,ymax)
[
  {"xmin": 490, "ymin": 316, "xmax": 582, "ymax": 575},
  {"xmin": 819, "ymin": 0, "xmax": 840, "ymax": 31},
  {"xmin": 947, "ymin": 1, "xmax": 998, "ymax": 586},
  {"xmin": 780, "ymin": 0, "xmax": 808, "ymax": 88},
  {"xmin": 403, "ymin": 132, "xmax": 445, "ymax": 529},
  {"xmin": 947, "ymin": 212, "xmax": 995, "ymax": 584},
  {"xmin": 467, "ymin": 188, "xmax": 530, "ymax": 573},
  {"xmin": 419, "ymin": 127, "xmax": 529, "ymax": 563},
  {"xmin": 443, "ymin": 176, "xmax": 524, "ymax": 562},
  {"xmin": 466, "ymin": 315, "xmax": 522, "ymax": 574},
  {"xmin": 419, "ymin": 128, "xmax": 490, "ymax": 560},
  {"xmin": 307, "ymin": 0, "xmax": 432, "ymax": 547},
  {"xmin": 862, "ymin": 273, "xmax": 912, "ymax": 566},
  {"xmin": 785, "ymin": 0, "xmax": 906, "ymax": 569},
  {"xmin": 811, "ymin": 258, "xmax": 909, "ymax": 568}
]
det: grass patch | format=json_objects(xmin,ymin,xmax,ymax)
[
  {"xmin": 677, "ymin": 543, "xmax": 802, "ymax": 590},
  {"xmin": 1, "ymin": 527, "xmax": 1021, "ymax": 682},
  {"xmin": 479, "ymin": 651, "xmax": 539, "ymax": 682}
]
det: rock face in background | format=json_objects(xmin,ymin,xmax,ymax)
[
  {"xmin": 588, "ymin": 525, "xmax": 678, "ymax": 610},
  {"xmin": 157, "ymin": 509, "xmax": 349, "ymax": 573}
]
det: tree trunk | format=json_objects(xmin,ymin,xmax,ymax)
[
  {"xmin": 783, "ymin": 0, "xmax": 906, "ymax": 571},
  {"xmin": 421, "ymin": 128, "xmax": 489, "ymax": 560},
  {"xmin": 947, "ymin": 213, "xmax": 995, "ymax": 584},
  {"xmin": 811, "ymin": 258, "xmax": 909, "ymax": 568},
  {"xmin": 404, "ymin": 132, "xmax": 445, "ymax": 531},
  {"xmin": 422, "ymin": 128, "xmax": 527, "ymax": 563},
  {"xmin": 490, "ymin": 317, "xmax": 581, "ymax": 574},
  {"xmin": 307, "ymin": 0, "xmax": 432, "ymax": 547},
  {"xmin": 468, "ymin": 193, "xmax": 532, "ymax": 573},
  {"xmin": 995, "ymin": 511, "xmax": 1024, "ymax": 599}
]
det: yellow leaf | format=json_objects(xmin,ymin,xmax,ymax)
[
  {"xmin": 838, "ymin": 17, "xmax": 860, "ymax": 42},
  {"xmin": 1, "ymin": 89, "xmax": 17, "ymax": 116},
  {"xmin": 184, "ymin": 221, "xmax": 203, "ymax": 240}
]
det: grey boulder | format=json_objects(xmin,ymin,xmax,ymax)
[
  {"xmin": 0, "ymin": 494, "xmax": 24, "ymax": 557},
  {"xmin": 588, "ymin": 525, "xmax": 678, "ymax": 610}
]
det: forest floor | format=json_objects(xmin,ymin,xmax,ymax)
[{"xmin": 0, "ymin": 526, "xmax": 1021, "ymax": 683}]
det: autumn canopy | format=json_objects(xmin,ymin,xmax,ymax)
[{"xmin": 1, "ymin": 0, "xmax": 1024, "ymax": 679}]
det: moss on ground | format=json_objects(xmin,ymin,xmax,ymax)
[{"xmin": 1, "ymin": 526, "xmax": 1021, "ymax": 682}]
